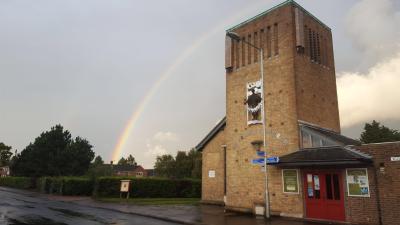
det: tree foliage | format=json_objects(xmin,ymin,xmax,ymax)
[
  {"xmin": 0, "ymin": 142, "xmax": 13, "ymax": 167},
  {"xmin": 11, "ymin": 125, "xmax": 95, "ymax": 177},
  {"xmin": 154, "ymin": 148, "xmax": 201, "ymax": 179},
  {"xmin": 360, "ymin": 120, "xmax": 400, "ymax": 144},
  {"xmin": 117, "ymin": 154, "xmax": 137, "ymax": 166}
]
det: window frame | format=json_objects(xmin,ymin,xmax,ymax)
[{"xmin": 282, "ymin": 169, "xmax": 300, "ymax": 194}]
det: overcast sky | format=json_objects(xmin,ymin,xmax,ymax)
[{"xmin": 1, "ymin": 0, "xmax": 399, "ymax": 168}]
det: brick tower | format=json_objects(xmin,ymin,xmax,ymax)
[{"xmin": 223, "ymin": 0, "xmax": 339, "ymax": 216}]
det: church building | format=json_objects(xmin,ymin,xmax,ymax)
[{"xmin": 196, "ymin": 1, "xmax": 400, "ymax": 225}]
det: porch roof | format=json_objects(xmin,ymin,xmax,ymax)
[{"xmin": 274, "ymin": 146, "xmax": 373, "ymax": 167}]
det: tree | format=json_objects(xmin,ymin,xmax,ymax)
[
  {"xmin": 126, "ymin": 154, "xmax": 137, "ymax": 166},
  {"xmin": 154, "ymin": 154, "xmax": 175, "ymax": 178},
  {"xmin": 11, "ymin": 125, "xmax": 95, "ymax": 177},
  {"xmin": 0, "ymin": 142, "xmax": 13, "ymax": 167},
  {"xmin": 360, "ymin": 120, "xmax": 400, "ymax": 144},
  {"xmin": 93, "ymin": 155, "xmax": 104, "ymax": 166},
  {"xmin": 153, "ymin": 149, "xmax": 202, "ymax": 179},
  {"xmin": 118, "ymin": 157, "xmax": 127, "ymax": 165}
]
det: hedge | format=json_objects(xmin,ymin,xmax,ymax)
[
  {"xmin": 37, "ymin": 177, "xmax": 93, "ymax": 196},
  {"xmin": 94, "ymin": 177, "xmax": 201, "ymax": 198},
  {"xmin": 0, "ymin": 177, "xmax": 35, "ymax": 189}
]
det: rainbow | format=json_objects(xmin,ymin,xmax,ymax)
[{"xmin": 111, "ymin": 1, "xmax": 272, "ymax": 162}]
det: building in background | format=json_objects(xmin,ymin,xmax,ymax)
[
  {"xmin": 0, "ymin": 166, "xmax": 10, "ymax": 177},
  {"xmin": 111, "ymin": 165, "xmax": 148, "ymax": 177},
  {"xmin": 197, "ymin": 1, "xmax": 400, "ymax": 225}
]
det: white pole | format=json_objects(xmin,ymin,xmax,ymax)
[{"xmin": 260, "ymin": 49, "xmax": 270, "ymax": 218}]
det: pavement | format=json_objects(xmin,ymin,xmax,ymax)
[{"xmin": 0, "ymin": 187, "xmax": 334, "ymax": 225}]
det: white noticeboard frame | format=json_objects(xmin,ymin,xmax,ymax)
[
  {"xmin": 120, "ymin": 180, "xmax": 131, "ymax": 199},
  {"xmin": 346, "ymin": 168, "xmax": 370, "ymax": 197}
]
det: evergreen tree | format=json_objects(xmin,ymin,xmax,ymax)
[{"xmin": 360, "ymin": 120, "xmax": 400, "ymax": 144}]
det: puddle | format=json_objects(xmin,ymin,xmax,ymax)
[{"xmin": 48, "ymin": 207, "xmax": 107, "ymax": 224}]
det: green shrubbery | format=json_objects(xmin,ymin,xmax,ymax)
[
  {"xmin": 36, "ymin": 177, "xmax": 93, "ymax": 196},
  {"xmin": 0, "ymin": 177, "xmax": 35, "ymax": 189},
  {"xmin": 94, "ymin": 177, "xmax": 201, "ymax": 198},
  {"xmin": 1, "ymin": 176, "xmax": 201, "ymax": 198}
]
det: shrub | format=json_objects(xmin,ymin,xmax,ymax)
[
  {"xmin": 0, "ymin": 177, "xmax": 35, "ymax": 189},
  {"xmin": 94, "ymin": 177, "xmax": 201, "ymax": 198},
  {"xmin": 62, "ymin": 177, "xmax": 93, "ymax": 196}
]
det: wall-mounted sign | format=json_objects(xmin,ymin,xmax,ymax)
[
  {"xmin": 391, "ymin": 156, "xmax": 400, "ymax": 161},
  {"xmin": 346, "ymin": 168, "xmax": 370, "ymax": 197},
  {"xmin": 267, "ymin": 157, "xmax": 279, "ymax": 164},
  {"xmin": 208, "ymin": 170, "xmax": 216, "ymax": 178},
  {"xmin": 282, "ymin": 169, "xmax": 299, "ymax": 193},
  {"xmin": 252, "ymin": 158, "xmax": 265, "ymax": 165},
  {"xmin": 257, "ymin": 151, "xmax": 266, "ymax": 157}
]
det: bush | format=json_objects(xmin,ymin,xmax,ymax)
[
  {"xmin": 37, "ymin": 177, "xmax": 93, "ymax": 196},
  {"xmin": 62, "ymin": 177, "xmax": 93, "ymax": 196},
  {"xmin": 94, "ymin": 177, "xmax": 201, "ymax": 198},
  {"xmin": 0, "ymin": 177, "xmax": 35, "ymax": 189}
]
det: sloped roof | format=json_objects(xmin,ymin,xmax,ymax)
[
  {"xmin": 195, "ymin": 117, "xmax": 226, "ymax": 152},
  {"xmin": 299, "ymin": 120, "xmax": 361, "ymax": 146},
  {"xmin": 276, "ymin": 146, "xmax": 372, "ymax": 167}
]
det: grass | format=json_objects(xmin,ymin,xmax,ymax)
[{"xmin": 94, "ymin": 197, "xmax": 200, "ymax": 206}]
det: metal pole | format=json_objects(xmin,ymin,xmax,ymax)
[{"xmin": 260, "ymin": 49, "xmax": 270, "ymax": 218}]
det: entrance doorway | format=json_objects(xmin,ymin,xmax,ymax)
[{"xmin": 303, "ymin": 170, "xmax": 345, "ymax": 221}]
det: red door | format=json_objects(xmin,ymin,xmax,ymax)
[{"xmin": 304, "ymin": 170, "xmax": 345, "ymax": 221}]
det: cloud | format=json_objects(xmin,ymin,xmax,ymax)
[
  {"xmin": 145, "ymin": 143, "xmax": 167, "ymax": 157},
  {"xmin": 345, "ymin": 0, "xmax": 400, "ymax": 69},
  {"xmin": 338, "ymin": 52, "xmax": 400, "ymax": 127},
  {"xmin": 337, "ymin": 0, "xmax": 400, "ymax": 128},
  {"xmin": 153, "ymin": 131, "xmax": 179, "ymax": 142}
]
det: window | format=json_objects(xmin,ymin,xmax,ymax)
[
  {"xmin": 235, "ymin": 40, "xmax": 240, "ymax": 68},
  {"xmin": 282, "ymin": 169, "xmax": 299, "ymax": 194},
  {"xmin": 242, "ymin": 37, "xmax": 245, "ymax": 67},
  {"xmin": 254, "ymin": 32, "xmax": 258, "ymax": 62},
  {"xmin": 260, "ymin": 29, "xmax": 264, "ymax": 59},
  {"xmin": 274, "ymin": 23, "xmax": 279, "ymax": 55},
  {"xmin": 267, "ymin": 26, "xmax": 272, "ymax": 58},
  {"xmin": 346, "ymin": 168, "xmax": 370, "ymax": 197},
  {"xmin": 248, "ymin": 34, "xmax": 252, "ymax": 65},
  {"xmin": 302, "ymin": 132, "xmax": 312, "ymax": 148}
]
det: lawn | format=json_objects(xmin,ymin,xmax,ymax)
[{"xmin": 94, "ymin": 197, "xmax": 200, "ymax": 205}]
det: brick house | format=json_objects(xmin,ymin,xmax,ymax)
[
  {"xmin": 0, "ymin": 166, "xmax": 10, "ymax": 177},
  {"xmin": 111, "ymin": 165, "xmax": 148, "ymax": 177},
  {"xmin": 196, "ymin": 1, "xmax": 400, "ymax": 225}
]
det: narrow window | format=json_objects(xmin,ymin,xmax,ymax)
[
  {"xmin": 324, "ymin": 37, "xmax": 329, "ymax": 67},
  {"xmin": 267, "ymin": 26, "xmax": 272, "ymax": 58},
  {"xmin": 312, "ymin": 30, "xmax": 316, "ymax": 62},
  {"xmin": 304, "ymin": 26, "xmax": 309, "ymax": 56},
  {"xmin": 242, "ymin": 37, "xmax": 245, "ymax": 67},
  {"xmin": 316, "ymin": 33, "xmax": 321, "ymax": 63},
  {"xmin": 236, "ymin": 40, "xmax": 240, "ymax": 69},
  {"xmin": 326, "ymin": 174, "xmax": 333, "ymax": 200},
  {"xmin": 248, "ymin": 34, "xmax": 252, "ymax": 65},
  {"xmin": 333, "ymin": 174, "xmax": 340, "ymax": 200},
  {"xmin": 274, "ymin": 23, "xmax": 279, "ymax": 55},
  {"xmin": 260, "ymin": 29, "xmax": 264, "ymax": 59},
  {"xmin": 309, "ymin": 29, "xmax": 313, "ymax": 61},
  {"xmin": 254, "ymin": 32, "xmax": 258, "ymax": 62}
]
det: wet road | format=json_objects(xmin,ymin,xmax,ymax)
[{"xmin": 0, "ymin": 189, "xmax": 178, "ymax": 225}]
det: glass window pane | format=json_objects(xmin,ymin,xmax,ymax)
[
  {"xmin": 326, "ymin": 174, "xmax": 333, "ymax": 200},
  {"xmin": 333, "ymin": 174, "xmax": 340, "ymax": 200},
  {"xmin": 313, "ymin": 175, "xmax": 320, "ymax": 199}
]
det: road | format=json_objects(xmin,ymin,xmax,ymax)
[{"xmin": 0, "ymin": 188, "xmax": 178, "ymax": 225}]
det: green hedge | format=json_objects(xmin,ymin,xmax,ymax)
[
  {"xmin": 37, "ymin": 177, "xmax": 93, "ymax": 196},
  {"xmin": 95, "ymin": 177, "xmax": 201, "ymax": 198},
  {"xmin": 0, "ymin": 177, "xmax": 35, "ymax": 189}
]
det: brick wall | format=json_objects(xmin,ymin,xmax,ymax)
[
  {"xmin": 201, "ymin": 128, "xmax": 226, "ymax": 204},
  {"xmin": 352, "ymin": 142, "xmax": 400, "ymax": 225}
]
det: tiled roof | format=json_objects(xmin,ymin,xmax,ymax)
[{"xmin": 276, "ymin": 146, "xmax": 372, "ymax": 167}]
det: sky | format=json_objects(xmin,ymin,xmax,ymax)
[{"xmin": 1, "ymin": 0, "xmax": 399, "ymax": 168}]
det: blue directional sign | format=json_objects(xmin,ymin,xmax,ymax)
[
  {"xmin": 256, "ymin": 151, "xmax": 266, "ymax": 157},
  {"xmin": 266, "ymin": 157, "xmax": 280, "ymax": 164},
  {"xmin": 251, "ymin": 158, "xmax": 265, "ymax": 165}
]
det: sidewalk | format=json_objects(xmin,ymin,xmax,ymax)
[{"xmin": 0, "ymin": 187, "xmax": 335, "ymax": 225}]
